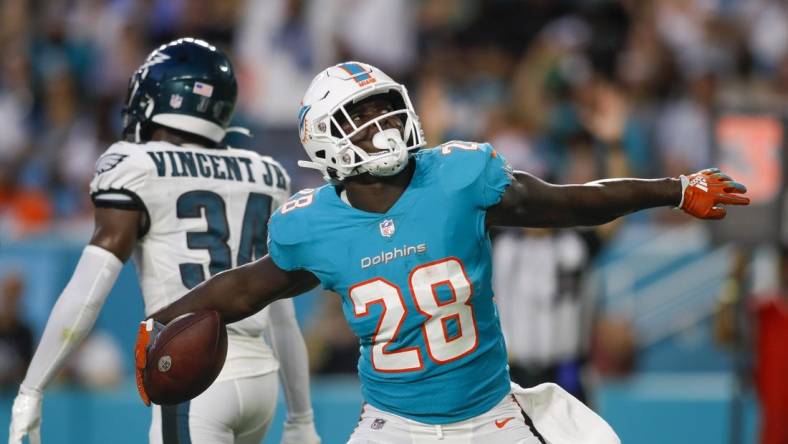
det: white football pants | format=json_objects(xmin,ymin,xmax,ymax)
[
  {"xmin": 347, "ymin": 393, "xmax": 543, "ymax": 444},
  {"xmin": 149, "ymin": 371, "xmax": 278, "ymax": 444}
]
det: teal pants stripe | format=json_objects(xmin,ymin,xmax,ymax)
[{"xmin": 162, "ymin": 401, "xmax": 192, "ymax": 444}]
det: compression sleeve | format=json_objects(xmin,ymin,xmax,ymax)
[
  {"xmin": 263, "ymin": 299, "xmax": 315, "ymax": 421},
  {"xmin": 20, "ymin": 246, "xmax": 122, "ymax": 392}
]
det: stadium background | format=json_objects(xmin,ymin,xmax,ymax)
[{"xmin": 0, "ymin": 0, "xmax": 785, "ymax": 442}]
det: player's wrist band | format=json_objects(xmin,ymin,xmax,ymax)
[
  {"xmin": 286, "ymin": 410, "xmax": 315, "ymax": 424},
  {"xmin": 675, "ymin": 175, "xmax": 689, "ymax": 209},
  {"xmin": 18, "ymin": 385, "xmax": 42, "ymax": 398}
]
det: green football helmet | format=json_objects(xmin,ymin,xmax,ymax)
[{"xmin": 121, "ymin": 38, "xmax": 237, "ymax": 143}]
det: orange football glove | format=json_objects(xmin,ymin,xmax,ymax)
[
  {"xmin": 135, "ymin": 318, "xmax": 163, "ymax": 406},
  {"xmin": 678, "ymin": 168, "xmax": 750, "ymax": 219}
]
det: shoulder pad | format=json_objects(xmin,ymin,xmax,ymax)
[
  {"xmin": 94, "ymin": 142, "xmax": 143, "ymax": 175},
  {"xmin": 91, "ymin": 142, "xmax": 154, "ymax": 188},
  {"xmin": 430, "ymin": 141, "xmax": 492, "ymax": 192},
  {"xmin": 90, "ymin": 141, "xmax": 154, "ymax": 217},
  {"xmin": 268, "ymin": 187, "xmax": 324, "ymax": 246}
]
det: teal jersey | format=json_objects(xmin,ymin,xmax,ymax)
[{"xmin": 268, "ymin": 142, "xmax": 514, "ymax": 424}]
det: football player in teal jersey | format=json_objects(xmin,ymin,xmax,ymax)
[{"xmin": 138, "ymin": 61, "xmax": 750, "ymax": 443}]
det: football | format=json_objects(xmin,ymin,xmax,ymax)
[{"xmin": 143, "ymin": 310, "xmax": 227, "ymax": 405}]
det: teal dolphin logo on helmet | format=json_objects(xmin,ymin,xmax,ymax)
[
  {"xmin": 122, "ymin": 38, "xmax": 238, "ymax": 144},
  {"xmin": 297, "ymin": 104, "xmax": 311, "ymax": 142}
]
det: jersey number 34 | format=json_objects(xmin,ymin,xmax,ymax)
[
  {"xmin": 176, "ymin": 190, "xmax": 272, "ymax": 289},
  {"xmin": 350, "ymin": 257, "xmax": 478, "ymax": 373}
]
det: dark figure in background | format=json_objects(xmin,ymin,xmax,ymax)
[
  {"xmin": 494, "ymin": 228, "xmax": 601, "ymax": 404},
  {"xmin": 0, "ymin": 273, "xmax": 33, "ymax": 389}
]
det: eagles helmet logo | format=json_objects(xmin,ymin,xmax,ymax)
[
  {"xmin": 95, "ymin": 153, "xmax": 128, "ymax": 175},
  {"xmin": 138, "ymin": 52, "xmax": 171, "ymax": 76}
]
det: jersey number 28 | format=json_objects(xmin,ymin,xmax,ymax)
[
  {"xmin": 350, "ymin": 257, "xmax": 479, "ymax": 373},
  {"xmin": 176, "ymin": 190, "xmax": 272, "ymax": 289}
]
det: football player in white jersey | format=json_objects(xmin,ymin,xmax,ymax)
[{"xmin": 8, "ymin": 38, "xmax": 320, "ymax": 444}]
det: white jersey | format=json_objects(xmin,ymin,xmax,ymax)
[
  {"xmin": 90, "ymin": 140, "xmax": 291, "ymax": 380},
  {"xmin": 493, "ymin": 230, "xmax": 594, "ymax": 366}
]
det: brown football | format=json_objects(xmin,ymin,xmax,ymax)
[{"xmin": 143, "ymin": 310, "xmax": 227, "ymax": 405}]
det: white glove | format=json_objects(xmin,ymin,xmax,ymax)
[
  {"xmin": 8, "ymin": 387, "xmax": 42, "ymax": 444},
  {"xmin": 280, "ymin": 415, "xmax": 320, "ymax": 444}
]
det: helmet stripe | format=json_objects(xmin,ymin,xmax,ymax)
[{"xmin": 338, "ymin": 63, "xmax": 371, "ymax": 83}]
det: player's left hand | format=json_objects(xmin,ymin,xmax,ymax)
[
  {"xmin": 135, "ymin": 318, "xmax": 164, "ymax": 406},
  {"xmin": 678, "ymin": 168, "xmax": 750, "ymax": 219},
  {"xmin": 8, "ymin": 386, "xmax": 42, "ymax": 444},
  {"xmin": 280, "ymin": 417, "xmax": 321, "ymax": 444}
]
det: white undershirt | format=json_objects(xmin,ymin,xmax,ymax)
[{"xmin": 340, "ymin": 189, "xmax": 351, "ymax": 206}]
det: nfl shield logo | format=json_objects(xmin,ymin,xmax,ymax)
[
  {"xmin": 169, "ymin": 94, "xmax": 183, "ymax": 109},
  {"xmin": 370, "ymin": 418, "xmax": 386, "ymax": 430},
  {"xmin": 379, "ymin": 219, "xmax": 395, "ymax": 237}
]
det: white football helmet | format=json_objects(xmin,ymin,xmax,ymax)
[{"xmin": 297, "ymin": 62, "xmax": 426, "ymax": 181}]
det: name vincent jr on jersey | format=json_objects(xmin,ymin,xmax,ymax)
[{"xmin": 146, "ymin": 150, "xmax": 287, "ymax": 188}]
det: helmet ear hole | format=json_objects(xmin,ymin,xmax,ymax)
[{"xmin": 315, "ymin": 150, "xmax": 326, "ymax": 159}]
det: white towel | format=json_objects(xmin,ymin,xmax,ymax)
[{"xmin": 511, "ymin": 382, "xmax": 621, "ymax": 444}]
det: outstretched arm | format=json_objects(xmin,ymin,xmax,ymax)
[
  {"xmin": 10, "ymin": 208, "xmax": 140, "ymax": 444},
  {"xmin": 149, "ymin": 256, "xmax": 320, "ymax": 325},
  {"xmin": 487, "ymin": 168, "xmax": 749, "ymax": 228}
]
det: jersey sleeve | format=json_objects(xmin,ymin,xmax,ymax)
[
  {"xmin": 436, "ymin": 141, "xmax": 513, "ymax": 208},
  {"xmin": 267, "ymin": 236, "xmax": 298, "ymax": 271},
  {"xmin": 266, "ymin": 190, "xmax": 314, "ymax": 272},
  {"xmin": 89, "ymin": 142, "xmax": 150, "ymax": 211}
]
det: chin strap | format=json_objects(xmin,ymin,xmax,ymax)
[
  {"xmin": 297, "ymin": 160, "xmax": 334, "ymax": 182},
  {"xmin": 297, "ymin": 160, "xmax": 325, "ymax": 170}
]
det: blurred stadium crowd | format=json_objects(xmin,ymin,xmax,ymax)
[
  {"xmin": 0, "ymin": 0, "xmax": 786, "ymax": 240},
  {"xmin": 1, "ymin": 1, "xmax": 787, "ymax": 442}
]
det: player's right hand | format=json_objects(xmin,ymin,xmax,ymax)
[
  {"xmin": 135, "ymin": 318, "xmax": 164, "ymax": 406},
  {"xmin": 678, "ymin": 168, "xmax": 750, "ymax": 219},
  {"xmin": 8, "ymin": 386, "xmax": 42, "ymax": 444}
]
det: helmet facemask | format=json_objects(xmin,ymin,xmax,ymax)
[{"xmin": 331, "ymin": 91, "xmax": 420, "ymax": 177}]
